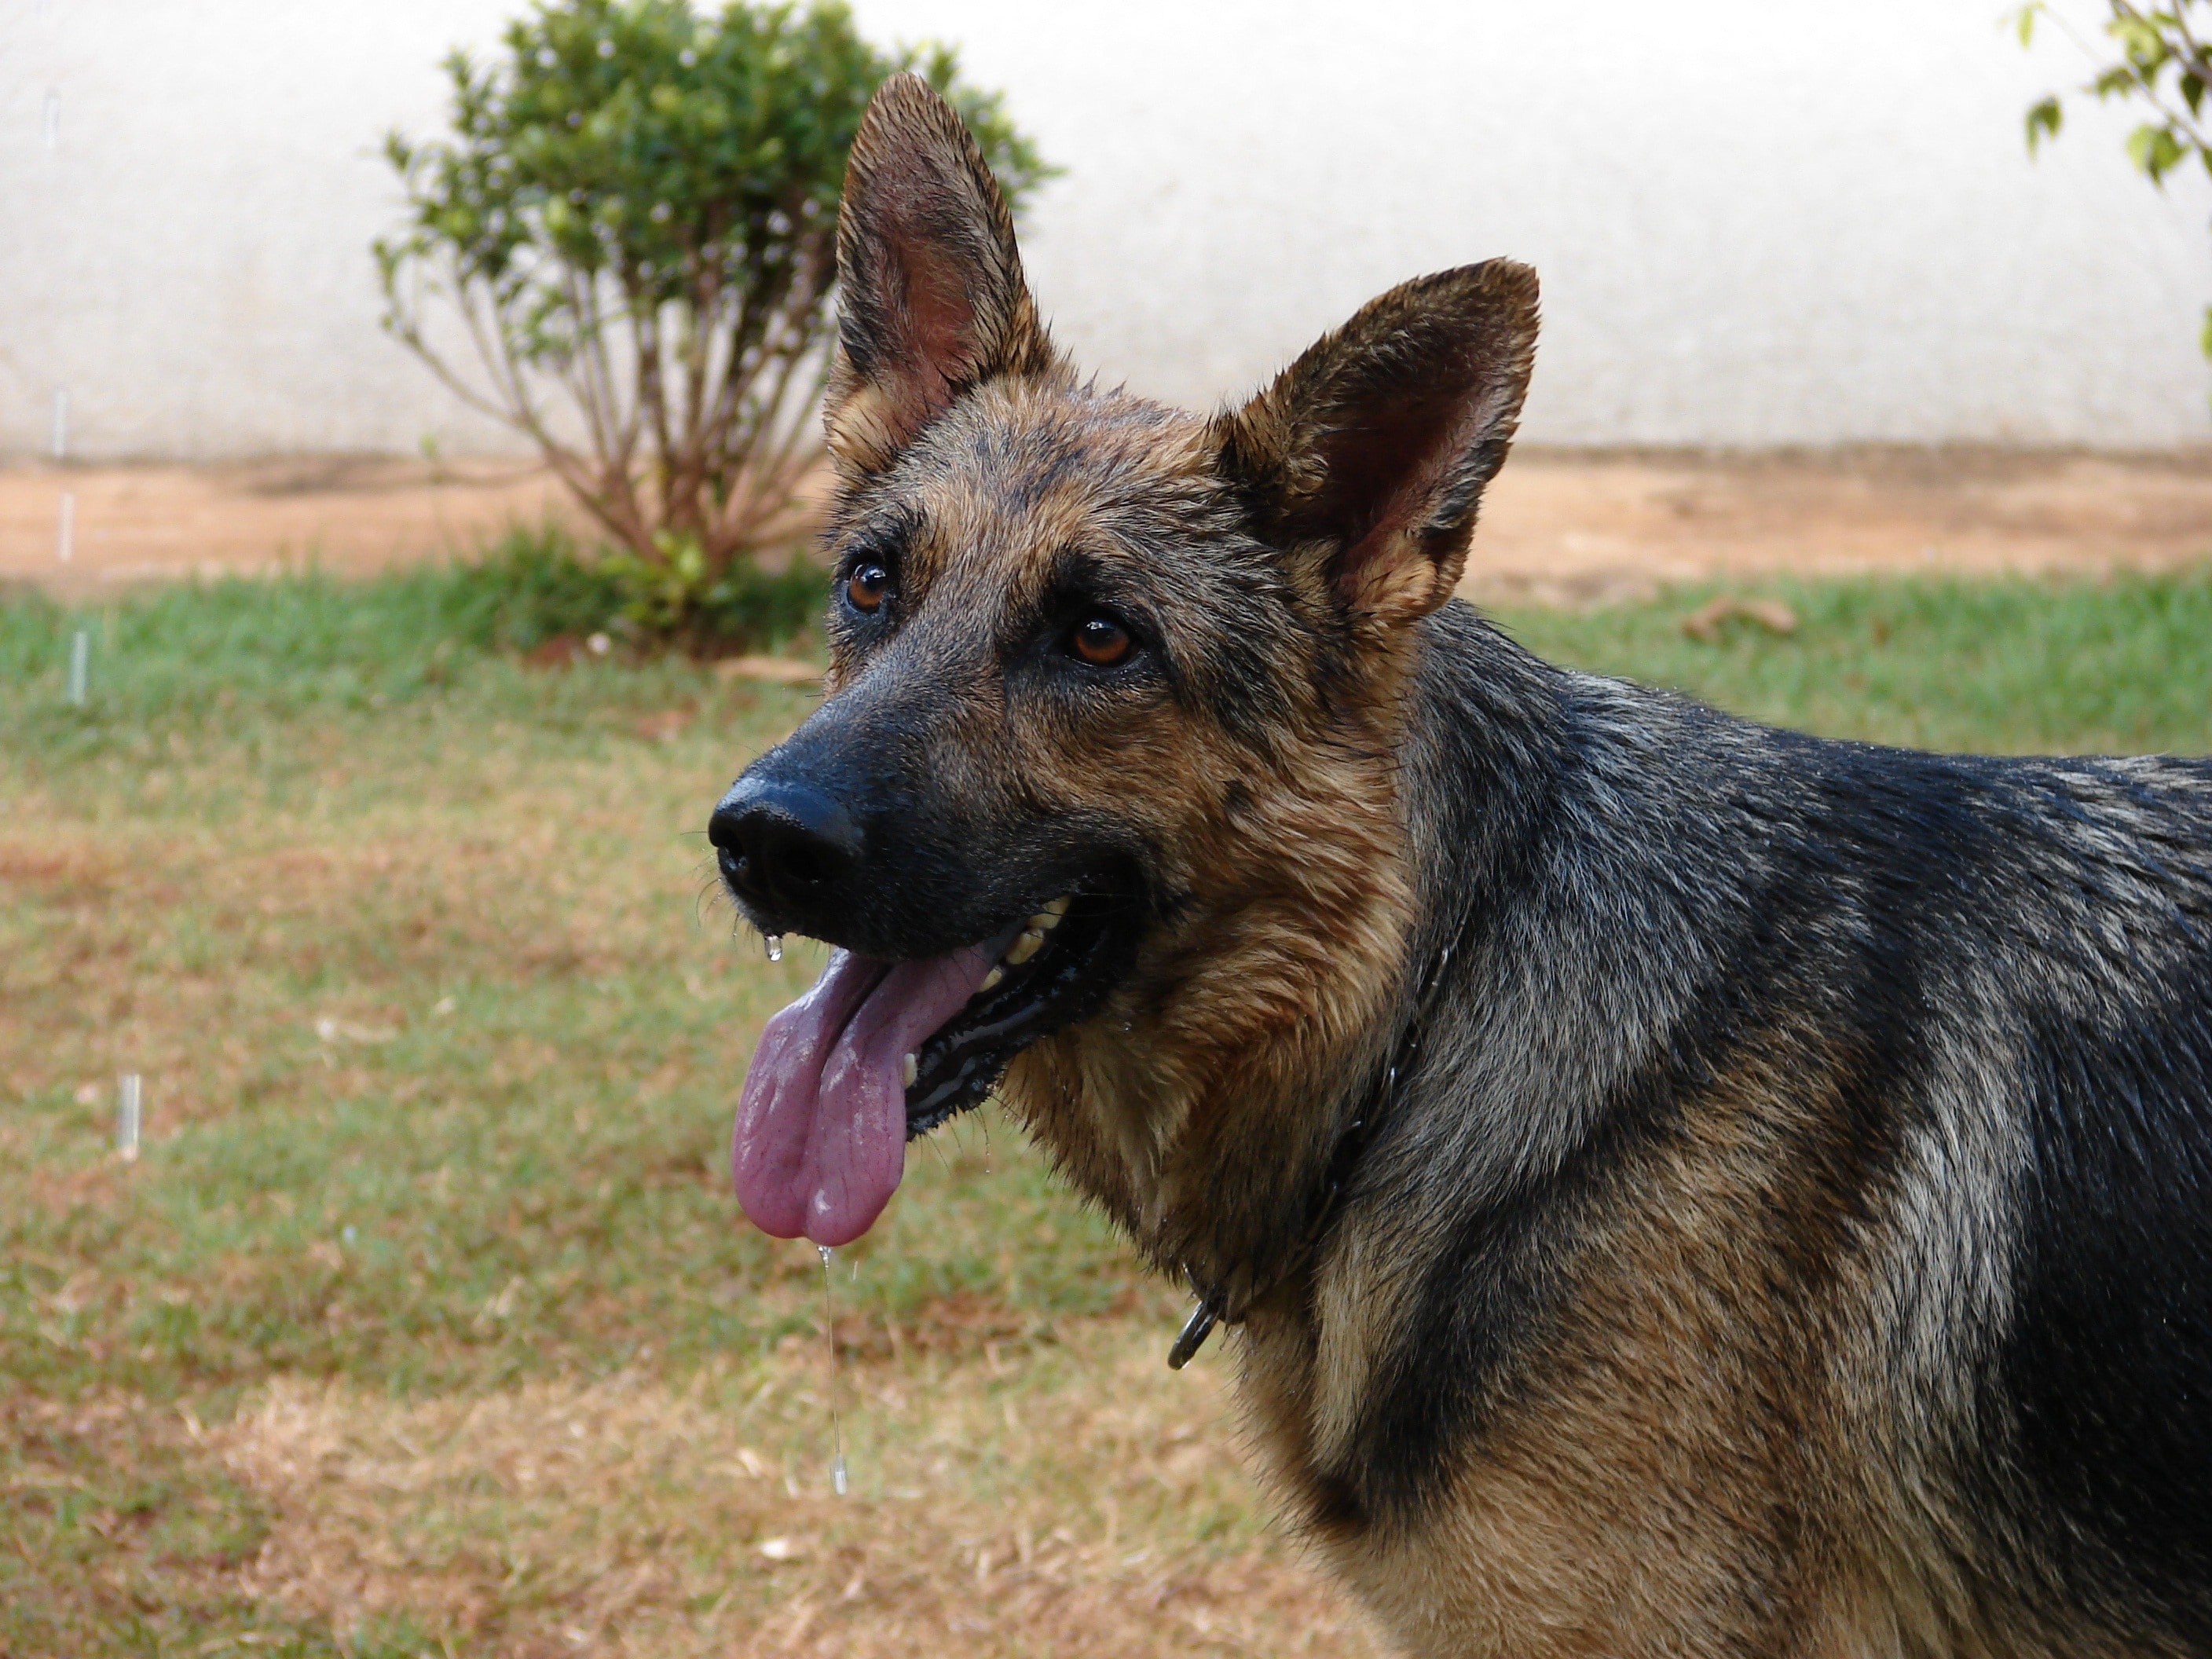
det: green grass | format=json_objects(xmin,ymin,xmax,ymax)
[
  {"xmin": 9, "ymin": 565, "xmax": 2210, "ymax": 764},
  {"xmin": 0, "ymin": 528, "xmax": 832, "ymax": 747},
  {"xmin": 1502, "ymin": 573, "xmax": 2212, "ymax": 755},
  {"xmin": 4, "ymin": 562, "xmax": 2209, "ymax": 1655}
]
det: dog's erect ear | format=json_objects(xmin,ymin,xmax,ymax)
[
  {"xmin": 825, "ymin": 73, "xmax": 1055, "ymax": 474},
  {"xmin": 1212, "ymin": 261, "xmax": 1538, "ymax": 626}
]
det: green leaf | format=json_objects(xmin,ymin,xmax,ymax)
[
  {"xmin": 2109, "ymin": 14, "xmax": 2174, "ymax": 74},
  {"xmin": 2126, "ymin": 119, "xmax": 2188, "ymax": 181},
  {"xmin": 2093, "ymin": 64, "xmax": 2141, "ymax": 99},
  {"xmin": 2025, "ymin": 95, "xmax": 2064, "ymax": 153}
]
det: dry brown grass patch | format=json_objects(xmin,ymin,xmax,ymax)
[{"xmin": 219, "ymin": 1323, "xmax": 1379, "ymax": 1658}]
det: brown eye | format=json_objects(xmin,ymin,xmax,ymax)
[
  {"xmin": 845, "ymin": 562, "xmax": 890, "ymax": 614},
  {"xmin": 1071, "ymin": 613, "xmax": 1133, "ymax": 667}
]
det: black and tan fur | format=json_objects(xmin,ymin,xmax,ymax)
[{"xmin": 711, "ymin": 76, "xmax": 2212, "ymax": 1657}]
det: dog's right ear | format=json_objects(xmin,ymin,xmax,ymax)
[{"xmin": 825, "ymin": 74, "xmax": 1056, "ymax": 475}]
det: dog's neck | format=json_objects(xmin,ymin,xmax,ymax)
[{"xmin": 1168, "ymin": 926, "xmax": 1470, "ymax": 1364}]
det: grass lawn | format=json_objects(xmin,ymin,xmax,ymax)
[{"xmin": 5, "ymin": 566, "xmax": 2210, "ymax": 1657}]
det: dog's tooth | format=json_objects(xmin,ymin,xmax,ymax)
[
  {"xmin": 980, "ymin": 965, "xmax": 1004, "ymax": 992},
  {"xmin": 1029, "ymin": 908, "xmax": 1064, "ymax": 932},
  {"xmin": 1042, "ymin": 895, "xmax": 1071, "ymax": 920},
  {"xmin": 1005, "ymin": 928, "xmax": 1046, "ymax": 965},
  {"xmin": 902, "ymin": 1053, "xmax": 918, "ymax": 1088}
]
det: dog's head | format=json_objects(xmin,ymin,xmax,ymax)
[{"xmin": 713, "ymin": 74, "xmax": 1536, "ymax": 1251}]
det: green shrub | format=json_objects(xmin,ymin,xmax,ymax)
[
  {"xmin": 442, "ymin": 523, "xmax": 631, "ymax": 651},
  {"xmin": 376, "ymin": 0, "xmax": 1046, "ymax": 639},
  {"xmin": 454, "ymin": 523, "xmax": 826, "ymax": 650}
]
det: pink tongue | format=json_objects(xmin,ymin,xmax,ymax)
[{"xmin": 732, "ymin": 943, "xmax": 995, "ymax": 1246}]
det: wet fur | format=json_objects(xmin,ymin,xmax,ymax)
[{"xmin": 735, "ymin": 76, "xmax": 2212, "ymax": 1657}]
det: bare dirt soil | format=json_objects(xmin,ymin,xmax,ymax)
[
  {"xmin": 6, "ymin": 446, "xmax": 2212, "ymax": 603},
  {"xmin": 1, "ymin": 455, "xmax": 568, "ymax": 598},
  {"xmin": 1464, "ymin": 445, "xmax": 2212, "ymax": 605}
]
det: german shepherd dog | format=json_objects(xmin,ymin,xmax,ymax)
[{"xmin": 711, "ymin": 75, "xmax": 2212, "ymax": 1657}]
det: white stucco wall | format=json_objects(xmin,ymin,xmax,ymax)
[{"xmin": 3, "ymin": 0, "xmax": 2208, "ymax": 458}]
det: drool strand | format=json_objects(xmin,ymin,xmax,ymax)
[{"xmin": 818, "ymin": 1243, "xmax": 848, "ymax": 1496}]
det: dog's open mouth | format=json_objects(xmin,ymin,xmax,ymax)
[{"xmin": 731, "ymin": 889, "xmax": 1135, "ymax": 1247}]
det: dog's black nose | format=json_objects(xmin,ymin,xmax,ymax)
[{"xmin": 709, "ymin": 776, "xmax": 862, "ymax": 914}]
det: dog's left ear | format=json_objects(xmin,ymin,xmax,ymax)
[
  {"xmin": 1212, "ymin": 261, "xmax": 1538, "ymax": 626},
  {"xmin": 825, "ymin": 73, "xmax": 1057, "ymax": 474}
]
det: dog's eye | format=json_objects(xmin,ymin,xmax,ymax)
[
  {"xmin": 845, "ymin": 562, "xmax": 891, "ymax": 615},
  {"xmin": 1069, "ymin": 612, "xmax": 1134, "ymax": 668}
]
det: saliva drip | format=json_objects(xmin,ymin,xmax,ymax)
[
  {"xmin": 818, "ymin": 1243, "xmax": 848, "ymax": 1496},
  {"xmin": 765, "ymin": 933, "xmax": 784, "ymax": 963}
]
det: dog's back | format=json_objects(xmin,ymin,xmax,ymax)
[{"xmin": 1254, "ymin": 602, "xmax": 2212, "ymax": 1654}]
